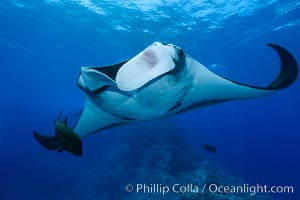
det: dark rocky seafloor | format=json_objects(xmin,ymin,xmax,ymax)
[{"xmin": 91, "ymin": 119, "xmax": 275, "ymax": 200}]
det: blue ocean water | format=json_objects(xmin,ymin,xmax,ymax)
[{"xmin": 1, "ymin": 0, "xmax": 299, "ymax": 199}]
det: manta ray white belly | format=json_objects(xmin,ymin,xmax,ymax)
[
  {"xmin": 74, "ymin": 42, "xmax": 297, "ymax": 138},
  {"xmin": 34, "ymin": 42, "xmax": 298, "ymax": 156}
]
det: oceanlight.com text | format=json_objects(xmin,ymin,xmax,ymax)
[
  {"xmin": 203, "ymin": 183, "xmax": 294, "ymax": 196},
  {"xmin": 124, "ymin": 183, "xmax": 294, "ymax": 196}
]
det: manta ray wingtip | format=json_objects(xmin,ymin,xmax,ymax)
[
  {"xmin": 266, "ymin": 43, "xmax": 298, "ymax": 90},
  {"xmin": 33, "ymin": 131, "xmax": 62, "ymax": 150},
  {"xmin": 33, "ymin": 129, "xmax": 83, "ymax": 156},
  {"xmin": 34, "ymin": 112, "xmax": 83, "ymax": 156}
]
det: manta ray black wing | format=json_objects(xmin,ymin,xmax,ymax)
[
  {"xmin": 179, "ymin": 44, "xmax": 298, "ymax": 113},
  {"xmin": 266, "ymin": 44, "xmax": 298, "ymax": 89},
  {"xmin": 223, "ymin": 44, "xmax": 298, "ymax": 90},
  {"xmin": 33, "ymin": 131, "xmax": 62, "ymax": 150}
]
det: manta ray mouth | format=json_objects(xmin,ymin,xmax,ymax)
[
  {"xmin": 77, "ymin": 60, "xmax": 129, "ymax": 93},
  {"xmin": 77, "ymin": 42, "xmax": 184, "ymax": 93},
  {"xmin": 91, "ymin": 60, "xmax": 128, "ymax": 81}
]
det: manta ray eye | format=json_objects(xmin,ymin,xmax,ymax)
[{"xmin": 143, "ymin": 49, "xmax": 158, "ymax": 67}]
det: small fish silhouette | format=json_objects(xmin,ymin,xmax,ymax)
[{"xmin": 202, "ymin": 144, "xmax": 217, "ymax": 153}]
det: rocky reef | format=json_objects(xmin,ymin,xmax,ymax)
[{"xmin": 99, "ymin": 119, "xmax": 275, "ymax": 200}]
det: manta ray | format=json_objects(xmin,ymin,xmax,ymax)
[{"xmin": 33, "ymin": 42, "xmax": 298, "ymax": 156}]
